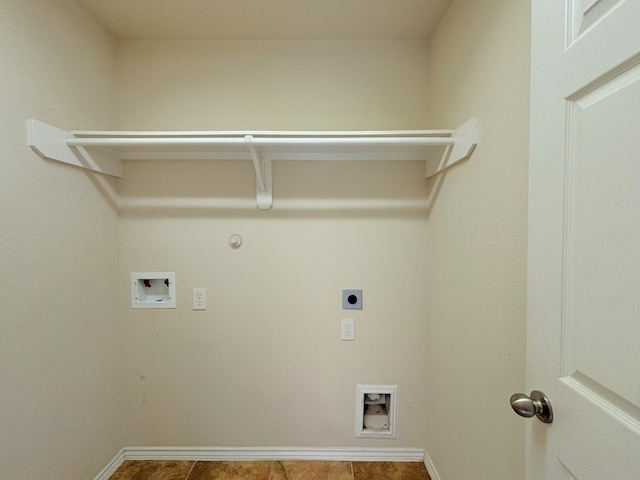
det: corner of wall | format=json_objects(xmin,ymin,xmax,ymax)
[
  {"xmin": 423, "ymin": 0, "xmax": 530, "ymax": 479},
  {"xmin": 0, "ymin": 1, "xmax": 123, "ymax": 478}
]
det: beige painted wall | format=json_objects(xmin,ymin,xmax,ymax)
[
  {"xmin": 0, "ymin": 0, "xmax": 122, "ymax": 478},
  {"xmin": 0, "ymin": 1, "xmax": 531, "ymax": 474},
  {"xmin": 116, "ymin": 40, "xmax": 433, "ymax": 447},
  {"xmin": 115, "ymin": 40, "xmax": 430, "ymax": 131},
  {"xmin": 424, "ymin": 0, "xmax": 530, "ymax": 479}
]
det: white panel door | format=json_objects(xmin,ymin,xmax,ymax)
[{"xmin": 527, "ymin": 0, "xmax": 640, "ymax": 479}]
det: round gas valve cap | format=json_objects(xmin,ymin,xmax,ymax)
[{"xmin": 229, "ymin": 234, "xmax": 242, "ymax": 248}]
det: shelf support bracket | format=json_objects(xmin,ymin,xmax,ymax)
[
  {"xmin": 245, "ymin": 135, "xmax": 273, "ymax": 210},
  {"xmin": 27, "ymin": 119, "xmax": 122, "ymax": 177},
  {"xmin": 426, "ymin": 117, "xmax": 478, "ymax": 178}
]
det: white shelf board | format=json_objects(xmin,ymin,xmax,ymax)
[{"xmin": 28, "ymin": 118, "xmax": 477, "ymax": 209}]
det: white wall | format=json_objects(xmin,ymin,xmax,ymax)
[
  {"xmin": 116, "ymin": 40, "xmax": 433, "ymax": 448},
  {"xmin": 115, "ymin": 40, "xmax": 430, "ymax": 131},
  {"xmin": 424, "ymin": 1, "xmax": 530, "ymax": 479},
  {"xmin": 0, "ymin": 1, "xmax": 122, "ymax": 478},
  {"xmin": 0, "ymin": 2, "xmax": 532, "ymax": 474}
]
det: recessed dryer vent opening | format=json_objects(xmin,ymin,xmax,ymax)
[{"xmin": 355, "ymin": 385, "xmax": 397, "ymax": 438}]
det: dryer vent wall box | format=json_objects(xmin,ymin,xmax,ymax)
[
  {"xmin": 131, "ymin": 272, "xmax": 176, "ymax": 308},
  {"xmin": 355, "ymin": 384, "xmax": 397, "ymax": 438}
]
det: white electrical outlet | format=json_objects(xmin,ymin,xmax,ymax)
[
  {"xmin": 341, "ymin": 318, "xmax": 355, "ymax": 341},
  {"xmin": 192, "ymin": 288, "xmax": 207, "ymax": 310}
]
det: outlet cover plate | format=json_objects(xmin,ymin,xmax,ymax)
[
  {"xmin": 193, "ymin": 288, "xmax": 207, "ymax": 310},
  {"xmin": 341, "ymin": 319, "xmax": 355, "ymax": 340}
]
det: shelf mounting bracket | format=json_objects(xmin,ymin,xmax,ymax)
[
  {"xmin": 27, "ymin": 119, "xmax": 122, "ymax": 177},
  {"xmin": 426, "ymin": 117, "xmax": 478, "ymax": 178},
  {"xmin": 245, "ymin": 135, "xmax": 273, "ymax": 210}
]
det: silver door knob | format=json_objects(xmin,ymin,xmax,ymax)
[{"xmin": 510, "ymin": 390, "xmax": 553, "ymax": 423}]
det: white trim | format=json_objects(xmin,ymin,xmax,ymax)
[
  {"xmin": 119, "ymin": 446, "xmax": 425, "ymax": 462},
  {"xmin": 92, "ymin": 448, "xmax": 125, "ymax": 480},
  {"xmin": 423, "ymin": 450, "xmax": 443, "ymax": 480}
]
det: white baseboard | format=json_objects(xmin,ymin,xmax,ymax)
[
  {"xmin": 92, "ymin": 448, "xmax": 125, "ymax": 480},
  {"xmin": 423, "ymin": 450, "xmax": 443, "ymax": 480},
  {"xmin": 94, "ymin": 446, "xmax": 441, "ymax": 479},
  {"xmin": 121, "ymin": 446, "xmax": 426, "ymax": 462}
]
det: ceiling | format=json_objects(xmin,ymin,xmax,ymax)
[{"xmin": 74, "ymin": 0, "xmax": 453, "ymax": 41}]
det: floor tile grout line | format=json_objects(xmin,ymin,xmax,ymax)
[
  {"xmin": 350, "ymin": 460, "xmax": 355, "ymax": 480},
  {"xmin": 184, "ymin": 460, "xmax": 197, "ymax": 480}
]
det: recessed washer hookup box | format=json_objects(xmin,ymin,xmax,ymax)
[{"xmin": 131, "ymin": 272, "xmax": 176, "ymax": 309}]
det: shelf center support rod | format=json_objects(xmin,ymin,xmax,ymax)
[{"xmin": 245, "ymin": 135, "xmax": 273, "ymax": 210}]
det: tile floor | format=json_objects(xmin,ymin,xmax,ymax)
[{"xmin": 109, "ymin": 460, "xmax": 432, "ymax": 480}]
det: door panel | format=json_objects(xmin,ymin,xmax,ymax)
[
  {"xmin": 528, "ymin": 0, "xmax": 640, "ymax": 478},
  {"xmin": 565, "ymin": 63, "xmax": 640, "ymax": 406},
  {"xmin": 568, "ymin": 0, "xmax": 626, "ymax": 46}
]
